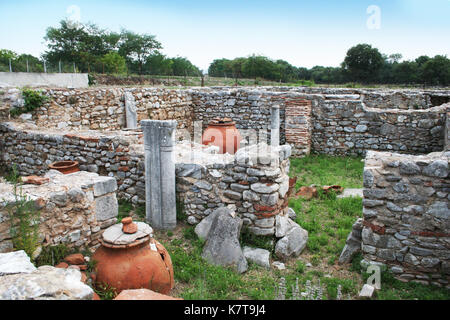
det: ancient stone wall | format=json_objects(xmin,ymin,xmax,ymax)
[
  {"xmin": 312, "ymin": 100, "xmax": 447, "ymax": 156},
  {"xmin": 0, "ymin": 123, "xmax": 146, "ymax": 205},
  {"xmin": 362, "ymin": 150, "xmax": 449, "ymax": 286},
  {"xmin": 1, "ymin": 86, "xmax": 450, "ymax": 157},
  {"xmin": 0, "ymin": 170, "xmax": 118, "ymax": 253},
  {"xmin": 0, "ymin": 87, "xmax": 194, "ymax": 133},
  {"xmin": 176, "ymin": 143, "xmax": 292, "ymax": 236}
]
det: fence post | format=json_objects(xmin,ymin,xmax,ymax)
[
  {"xmin": 59, "ymin": 60, "xmax": 62, "ymax": 73},
  {"xmin": 26, "ymin": 59, "xmax": 29, "ymax": 72},
  {"xmin": 44, "ymin": 61, "xmax": 47, "ymax": 73},
  {"xmin": 9, "ymin": 58, "xmax": 12, "ymax": 72}
]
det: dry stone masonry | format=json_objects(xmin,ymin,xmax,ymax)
[
  {"xmin": 361, "ymin": 150, "xmax": 449, "ymax": 286},
  {"xmin": 0, "ymin": 170, "xmax": 118, "ymax": 253},
  {"xmin": 1, "ymin": 86, "xmax": 449, "ymax": 157},
  {"xmin": 175, "ymin": 142, "xmax": 292, "ymax": 236}
]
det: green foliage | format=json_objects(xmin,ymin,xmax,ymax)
[
  {"xmin": 117, "ymin": 199, "xmax": 132, "ymax": 222},
  {"xmin": 182, "ymin": 226, "xmax": 199, "ymax": 242},
  {"xmin": 6, "ymin": 170, "xmax": 41, "ymax": 258},
  {"xmin": 100, "ymin": 52, "xmax": 127, "ymax": 74},
  {"xmin": 12, "ymin": 88, "xmax": 50, "ymax": 116},
  {"xmin": 343, "ymin": 43, "xmax": 384, "ymax": 83},
  {"xmin": 290, "ymin": 155, "xmax": 364, "ymax": 189},
  {"xmin": 296, "ymin": 261, "xmax": 306, "ymax": 274},
  {"xmin": 118, "ymin": 29, "xmax": 162, "ymax": 75},
  {"xmin": 4, "ymin": 164, "xmax": 21, "ymax": 184},
  {"xmin": 176, "ymin": 197, "xmax": 187, "ymax": 221},
  {"xmin": 35, "ymin": 244, "xmax": 74, "ymax": 267},
  {"xmin": 94, "ymin": 283, "xmax": 118, "ymax": 300}
]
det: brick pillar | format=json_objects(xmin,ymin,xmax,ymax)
[{"xmin": 284, "ymin": 98, "xmax": 312, "ymax": 157}]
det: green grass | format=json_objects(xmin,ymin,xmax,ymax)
[
  {"xmin": 360, "ymin": 267, "xmax": 450, "ymax": 300},
  {"xmin": 290, "ymin": 155, "xmax": 364, "ymax": 189}
]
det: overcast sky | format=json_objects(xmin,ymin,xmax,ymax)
[{"xmin": 0, "ymin": 0, "xmax": 449, "ymax": 71}]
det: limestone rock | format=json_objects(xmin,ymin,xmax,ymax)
[
  {"xmin": 243, "ymin": 247, "xmax": 270, "ymax": 269},
  {"xmin": 0, "ymin": 266, "xmax": 93, "ymax": 300},
  {"xmin": 114, "ymin": 289, "xmax": 182, "ymax": 300},
  {"xmin": 0, "ymin": 251, "xmax": 36, "ymax": 276},
  {"xmin": 194, "ymin": 208, "xmax": 221, "ymax": 240},
  {"xmin": 275, "ymin": 223, "xmax": 308, "ymax": 261},
  {"xmin": 201, "ymin": 208, "xmax": 248, "ymax": 273}
]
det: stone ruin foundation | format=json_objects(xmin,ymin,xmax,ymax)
[
  {"xmin": 1, "ymin": 85, "xmax": 450, "ymax": 286},
  {"xmin": 359, "ymin": 150, "xmax": 449, "ymax": 286},
  {"xmin": 0, "ymin": 170, "xmax": 118, "ymax": 253}
]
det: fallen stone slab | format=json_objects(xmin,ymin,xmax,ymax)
[
  {"xmin": 275, "ymin": 223, "xmax": 308, "ymax": 261},
  {"xmin": 0, "ymin": 265, "xmax": 93, "ymax": 300},
  {"xmin": 337, "ymin": 188, "xmax": 363, "ymax": 199},
  {"xmin": 194, "ymin": 208, "xmax": 222, "ymax": 241},
  {"xmin": 114, "ymin": 289, "xmax": 182, "ymax": 300},
  {"xmin": 243, "ymin": 247, "xmax": 270, "ymax": 269},
  {"xmin": 0, "ymin": 250, "xmax": 36, "ymax": 276},
  {"xmin": 272, "ymin": 261, "xmax": 286, "ymax": 270},
  {"xmin": 202, "ymin": 207, "xmax": 248, "ymax": 273}
]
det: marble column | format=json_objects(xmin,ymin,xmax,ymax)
[
  {"xmin": 141, "ymin": 120, "xmax": 178, "ymax": 230},
  {"xmin": 271, "ymin": 105, "xmax": 280, "ymax": 147},
  {"xmin": 125, "ymin": 92, "xmax": 138, "ymax": 129}
]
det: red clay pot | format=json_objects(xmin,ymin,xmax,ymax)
[
  {"xmin": 202, "ymin": 118, "xmax": 242, "ymax": 154},
  {"xmin": 92, "ymin": 220, "xmax": 174, "ymax": 295},
  {"xmin": 48, "ymin": 161, "xmax": 79, "ymax": 174}
]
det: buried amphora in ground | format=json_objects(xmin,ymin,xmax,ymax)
[{"xmin": 92, "ymin": 217, "xmax": 174, "ymax": 295}]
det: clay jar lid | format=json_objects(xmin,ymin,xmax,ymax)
[{"xmin": 102, "ymin": 218, "xmax": 154, "ymax": 247}]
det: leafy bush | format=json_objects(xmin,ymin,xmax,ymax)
[{"xmin": 10, "ymin": 88, "xmax": 50, "ymax": 117}]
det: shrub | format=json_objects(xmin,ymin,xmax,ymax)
[
  {"xmin": 10, "ymin": 88, "xmax": 50, "ymax": 117},
  {"xmin": 5, "ymin": 168, "xmax": 41, "ymax": 258}
]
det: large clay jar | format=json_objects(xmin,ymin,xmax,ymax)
[
  {"xmin": 92, "ymin": 218, "xmax": 174, "ymax": 295},
  {"xmin": 48, "ymin": 161, "xmax": 79, "ymax": 174},
  {"xmin": 202, "ymin": 118, "xmax": 242, "ymax": 154}
]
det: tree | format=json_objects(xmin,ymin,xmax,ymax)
[
  {"xmin": 393, "ymin": 61, "xmax": 419, "ymax": 84},
  {"xmin": 342, "ymin": 44, "xmax": 384, "ymax": 83},
  {"xmin": 118, "ymin": 30, "xmax": 162, "ymax": 75},
  {"xmin": 43, "ymin": 20, "xmax": 120, "ymax": 73},
  {"xmin": 100, "ymin": 52, "xmax": 127, "ymax": 74},
  {"xmin": 208, "ymin": 58, "xmax": 233, "ymax": 77},
  {"xmin": 421, "ymin": 55, "xmax": 450, "ymax": 86},
  {"xmin": 0, "ymin": 49, "xmax": 18, "ymax": 71},
  {"xmin": 170, "ymin": 57, "xmax": 201, "ymax": 76}
]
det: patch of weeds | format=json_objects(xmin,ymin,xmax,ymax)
[
  {"xmin": 10, "ymin": 88, "xmax": 50, "ymax": 117},
  {"xmin": 167, "ymin": 230, "xmax": 174, "ymax": 237},
  {"xmin": 307, "ymin": 235, "xmax": 320, "ymax": 252},
  {"xmin": 135, "ymin": 204, "xmax": 146, "ymax": 220},
  {"xmin": 183, "ymin": 226, "xmax": 198, "ymax": 241},
  {"xmin": 117, "ymin": 199, "xmax": 132, "ymax": 222},
  {"xmin": 310, "ymin": 255, "xmax": 321, "ymax": 266},
  {"xmin": 6, "ymin": 170, "xmax": 41, "ymax": 258},
  {"xmin": 296, "ymin": 261, "xmax": 306, "ymax": 274},
  {"xmin": 321, "ymin": 277, "xmax": 358, "ymax": 300},
  {"xmin": 94, "ymin": 282, "xmax": 118, "ymax": 300},
  {"xmin": 176, "ymin": 197, "xmax": 186, "ymax": 221},
  {"xmin": 350, "ymin": 252, "xmax": 363, "ymax": 273},
  {"xmin": 35, "ymin": 244, "xmax": 74, "ymax": 267},
  {"xmin": 4, "ymin": 164, "xmax": 21, "ymax": 184}
]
